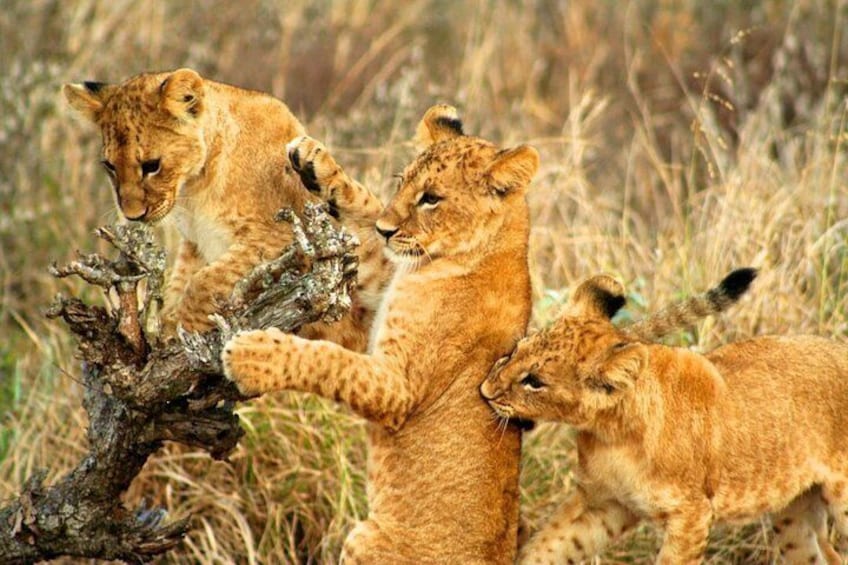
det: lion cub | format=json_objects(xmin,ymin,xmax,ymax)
[
  {"xmin": 64, "ymin": 69, "xmax": 386, "ymax": 348},
  {"xmin": 482, "ymin": 273, "xmax": 848, "ymax": 564},
  {"xmin": 224, "ymin": 106, "xmax": 538, "ymax": 563}
]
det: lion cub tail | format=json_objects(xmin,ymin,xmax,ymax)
[{"xmin": 623, "ymin": 268, "xmax": 757, "ymax": 342}]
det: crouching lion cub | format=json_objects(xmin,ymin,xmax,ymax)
[{"xmin": 481, "ymin": 272, "xmax": 848, "ymax": 564}]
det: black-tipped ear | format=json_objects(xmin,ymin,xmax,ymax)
[
  {"xmin": 566, "ymin": 275, "xmax": 626, "ymax": 319},
  {"xmin": 83, "ymin": 81, "xmax": 107, "ymax": 93},
  {"xmin": 63, "ymin": 81, "xmax": 116, "ymax": 122},
  {"xmin": 160, "ymin": 68, "xmax": 204, "ymax": 120},
  {"xmin": 435, "ymin": 115, "xmax": 463, "ymax": 135},
  {"xmin": 718, "ymin": 267, "xmax": 757, "ymax": 300},
  {"xmin": 415, "ymin": 104, "xmax": 463, "ymax": 148}
]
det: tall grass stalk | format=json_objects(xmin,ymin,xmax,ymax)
[{"xmin": 1, "ymin": 1, "xmax": 845, "ymax": 561}]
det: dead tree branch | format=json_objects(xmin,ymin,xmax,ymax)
[{"xmin": 0, "ymin": 204, "xmax": 357, "ymax": 563}]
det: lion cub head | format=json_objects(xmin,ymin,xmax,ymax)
[
  {"xmin": 376, "ymin": 104, "xmax": 539, "ymax": 266},
  {"xmin": 480, "ymin": 275, "xmax": 648, "ymax": 428},
  {"xmin": 64, "ymin": 68, "xmax": 207, "ymax": 222}
]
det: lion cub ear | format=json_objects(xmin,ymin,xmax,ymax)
[
  {"xmin": 160, "ymin": 68, "xmax": 204, "ymax": 120},
  {"xmin": 486, "ymin": 145, "xmax": 540, "ymax": 196},
  {"xmin": 566, "ymin": 275, "xmax": 626, "ymax": 319},
  {"xmin": 415, "ymin": 104, "xmax": 464, "ymax": 148},
  {"xmin": 63, "ymin": 81, "xmax": 116, "ymax": 123},
  {"xmin": 590, "ymin": 343, "xmax": 647, "ymax": 393}
]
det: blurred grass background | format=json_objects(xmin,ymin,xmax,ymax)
[{"xmin": 1, "ymin": 0, "xmax": 846, "ymax": 562}]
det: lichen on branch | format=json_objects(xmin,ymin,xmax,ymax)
[{"xmin": 0, "ymin": 204, "xmax": 357, "ymax": 563}]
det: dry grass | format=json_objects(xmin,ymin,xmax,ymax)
[{"xmin": 1, "ymin": 0, "xmax": 846, "ymax": 562}]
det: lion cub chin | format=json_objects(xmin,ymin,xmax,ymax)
[{"xmin": 482, "ymin": 273, "xmax": 848, "ymax": 565}]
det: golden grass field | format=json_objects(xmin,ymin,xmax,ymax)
[{"xmin": 1, "ymin": 1, "xmax": 846, "ymax": 562}]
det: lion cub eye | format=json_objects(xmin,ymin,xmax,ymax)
[
  {"xmin": 141, "ymin": 159, "xmax": 161, "ymax": 177},
  {"xmin": 417, "ymin": 192, "xmax": 442, "ymax": 207},
  {"xmin": 101, "ymin": 160, "xmax": 117, "ymax": 176},
  {"xmin": 520, "ymin": 373, "xmax": 545, "ymax": 391}
]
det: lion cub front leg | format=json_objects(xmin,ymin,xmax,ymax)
[
  {"xmin": 222, "ymin": 328, "xmax": 417, "ymax": 431},
  {"xmin": 656, "ymin": 502, "xmax": 713, "ymax": 565},
  {"xmin": 287, "ymin": 135, "xmax": 384, "ymax": 229},
  {"xmin": 519, "ymin": 487, "xmax": 638, "ymax": 565},
  {"xmin": 161, "ymin": 240, "xmax": 204, "ymax": 333},
  {"xmin": 175, "ymin": 238, "xmax": 280, "ymax": 332},
  {"xmin": 287, "ymin": 135, "xmax": 392, "ymax": 333}
]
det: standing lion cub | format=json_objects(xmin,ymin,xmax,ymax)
[
  {"xmin": 482, "ymin": 273, "xmax": 848, "ymax": 564},
  {"xmin": 223, "ymin": 105, "xmax": 538, "ymax": 563}
]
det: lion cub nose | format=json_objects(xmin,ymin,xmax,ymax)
[
  {"xmin": 123, "ymin": 207, "xmax": 149, "ymax": 222},
  {"xmin": 375, "ymin": 222, "xmax": 399, "ymax": 241},
  {"xmin": 479, "ymin": 380, "xmax": 499, "ymax": 400}
]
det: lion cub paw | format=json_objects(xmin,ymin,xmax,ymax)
[
  {"xmin": 221, "ymin": 327, "xmax": 290, "ymax": 397},
  {"xmin": 287, "ymin": 135, "xmax": 339, "ymax": 202}
]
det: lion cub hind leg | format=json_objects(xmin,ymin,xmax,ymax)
[
  {"xmin": 341, "ymin": 520, "xmax": 399, "ymax": 564},
  {"xmin": 519, "ymin": 487, "xmax": 638, "ymax": 565},
  {"xmin": 341, "ymin": 520, "xmax": 472, "ymax": 565},
  {"xmin": 772, "ymin": 487, "xmax": 841, "ymax": 565}
]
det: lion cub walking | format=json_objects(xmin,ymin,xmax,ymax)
[{"xmin": 482, "ymin": 273, "xmax": 848, "ymax": 564}]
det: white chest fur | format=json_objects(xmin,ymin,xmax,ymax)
[
  {"xmin": 368, "ymin": 270, "xmax": 403, "ymax": 354},
  {"xmin": 171, "ymin": 207, "xmax": 232, "ymax": 264}
]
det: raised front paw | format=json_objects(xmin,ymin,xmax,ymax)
[
  {"xmin": 287, "ymin": 135, "xmax": 340, "ymax": 202},
  {"xmin": 221, "ymin": 327, "xmax": 292, "ymax": 397}
]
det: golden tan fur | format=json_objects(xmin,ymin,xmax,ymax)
[
  {"xmin": 481, "ymin": 275, "xmax": 848, "ymax": 564},
  {"xmin": 622, "ymin": 268, "xmax": 758, "ymax": 342},
  {"xmin": 63, "ymin": 69, "xmax": 385, "ymax": 348},
  {"xmin": 222, "ymin": 105, "xmax": 538, "ymax": 563}
]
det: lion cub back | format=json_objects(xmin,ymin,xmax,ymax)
[{"xmin": 707, "ymin": 334, "xmax": 848, "ymax": 470}]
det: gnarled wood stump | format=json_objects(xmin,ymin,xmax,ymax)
[{"xmin": 0, "ymin": 205, "xmax": 357, "ymax": 563}]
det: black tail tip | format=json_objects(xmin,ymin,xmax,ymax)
[{"xmin": 719, "ymin": 267, "xmax": 758, "ymax": 299}]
